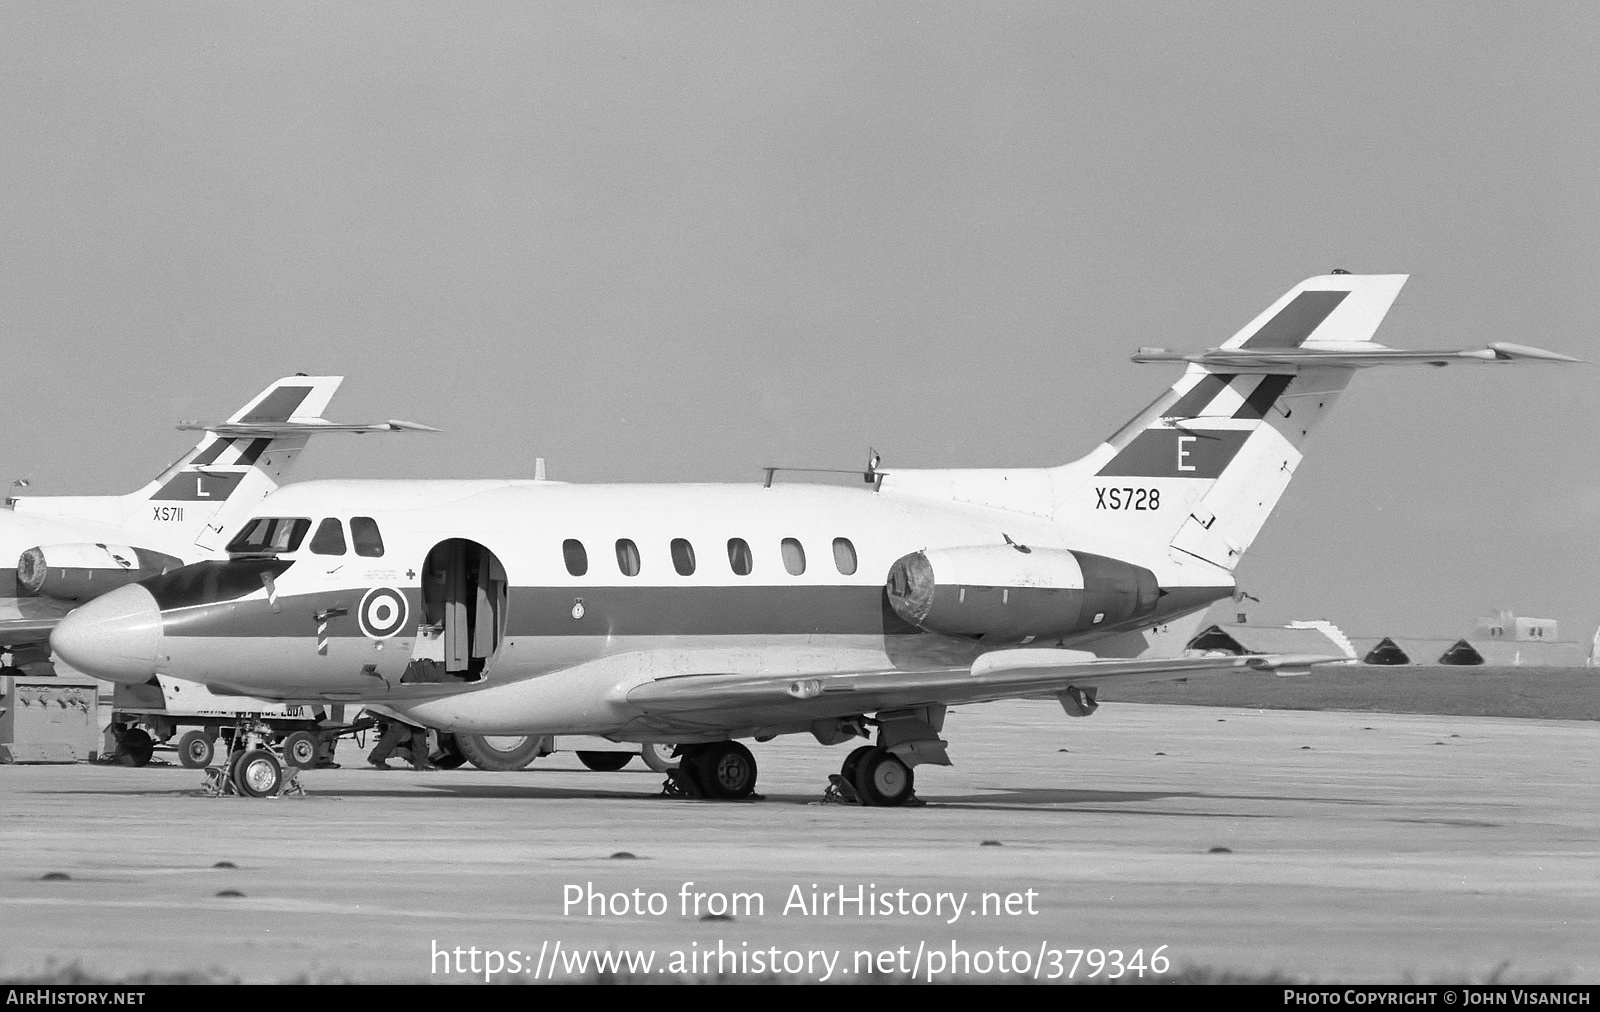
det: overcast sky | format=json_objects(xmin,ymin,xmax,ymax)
[{"xmin": 2, "ymin": 2, "xmax": 1596, "ymax": 640}]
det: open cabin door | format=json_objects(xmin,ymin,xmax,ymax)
[{"xmin": 403, "ymin": 539, "xmax": 507, "ymax": 684}]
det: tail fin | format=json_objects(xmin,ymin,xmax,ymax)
[
  {"xmin": 137, "ymin": 376, "xmax": 348, "ymax": 509},
  {"xmin": 172, "ymin": 376, "xmax": 437, "ymax": 552},
  {"xmin": 138, "ymin": 376, "xmax": 348, "ymax": 551},
  {"xmin": 1049, "ymin": 272, "xmax": 1574, "ymax": 580},
  {"xmin": 12, "ymin": 376, "xmax": 437, "ymax": 553}
]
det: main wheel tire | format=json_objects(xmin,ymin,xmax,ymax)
[
  {"xmin": 115, "ymin": 727, "xmax": 155, "ymax": 767},
  {"xmin": 577, "ymin": 751, "xmax": 634, "ymax": 772},
  {"xmin": 280, "ymin": 731, "xmax": 319, "ymax": 769},
  {"xmin": 693, "ymin": 741, "xmax": 758, "ymax": 800},
  {"xmin": 232, "ymin": 748, "xmax": 284, "ymax": 798},
  {"xmin": 853, "ymin": 747, "xmax": 915, "ymax": 807},
  {"xmin": 640, "ymin": 743, "xmax": 679, "ymax": 773},
  {"xmin": 455, "ymin": 734, "xmax": 546, "ymax": 772},
  {"xmin": 430, "ymin": 733, "xmax": 468, "ymax": 770},
  {"xmin": 176, "ymin": 730, "xmax": 215, "ymax": 769},
  {"xmin": 839, "ymin": 744, "xmax": 876, "ymax": 784}
]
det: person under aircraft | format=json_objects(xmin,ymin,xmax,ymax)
[{"xmin": 367, "ymin": 715, "xmax": 433, "ymax": 771}]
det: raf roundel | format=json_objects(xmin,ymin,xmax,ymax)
[{"xmin": 358, "ymin": 586, "xmax": 409, "ymax": 640}]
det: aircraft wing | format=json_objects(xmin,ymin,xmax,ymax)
[
  {"xmin": 1131, "ymin": 341, "xmax": 1582, "ymax": 372},
  {"xmin": 0, "ymin": 617, "xmax": 64, "ymax": 644},
  {"xmin": 0, "ymin": 598, "xmax": 75, "ymax": 647},
  {"xmin": 623, "ymin": 649, "xmax": 1336, "ymax": 722}
]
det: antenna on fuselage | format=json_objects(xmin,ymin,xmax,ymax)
[
  {"xmin": 535, "ymin": 457, "xmax": 547, "ymax": 481},
  {"xmin": 760, "ymin": 448, "xmax": 885, "ymax": 490}
]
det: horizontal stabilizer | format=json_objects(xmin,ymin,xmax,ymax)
[
  {"xmin": 1132, "ymin": 341, "xmax": 1582, "ymax": 372},
  {"xmin": 176, "ymin": 419, "xmax": 442, "ymax": 437},
  {"xmin": 176, "ymin": 375, "xmax": 441, "ymax": 437}
]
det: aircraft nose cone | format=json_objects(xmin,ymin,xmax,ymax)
[{"xmin": 51, "ymin": 584, "xmax": 163, "ymax": 683}]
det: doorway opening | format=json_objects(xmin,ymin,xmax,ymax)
[{"xmin": 403, "ymin": 539, "xmax": 507, "ymax": 684}]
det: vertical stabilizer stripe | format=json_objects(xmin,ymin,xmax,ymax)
[
  {"xmin": 1240, "ymin": 290, "xmax": 1349, "ymax": 348},
  {"xmin": 1233, "ymin": 375, "xmax": 1294, "ymax": 419},
  {"xmin": 240, "ymin": 386, "xmax": 314, "ymax": 423},
  {"xmin": 190, "ymin": 439, "xmax": 232, "ymax": 466},
  {"xmin": 234, "ymin": 438, "xmax": 273, "ymax": 466},
  {"xmin": 1095, "ymin": 429, "xmax": 1253, "ymax": 479},
  {"xmin": 151, "ymin": 472, "xmax": 246, "ymax": 501},
  {"xmin": 1161, "ymin": 374, "xmax": 1236, "ymax": 418}
]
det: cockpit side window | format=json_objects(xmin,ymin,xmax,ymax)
[
  {"xmin": 309, "ymin": 518, "xmax": 347, "ymax": 556},
  {"xmin": 350, "ymin": 517, "xmax": 385, "ymax": 558},
  {"xmin": 226, "ymin": 517, "xmax": 312, "ymax": 555}
]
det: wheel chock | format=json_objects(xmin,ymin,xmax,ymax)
[
  {"xmin": 201, "ymin": 766, "xmax": 230, "ymax": 798},
  {"xmin": 661, "ymin": 764, "xmax": 705, "ymax": 799},
  {"xmin": 823, "ymin": 773, "xmax": 862, "ymax": 805}
]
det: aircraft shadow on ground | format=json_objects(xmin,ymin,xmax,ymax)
[
  {"xmin": 31, "ymin": 784, "xmax": 665, "ymax": 802},
  {"xmin": 35, "ymin": 782, "xmax": 1405, "ymax": 808}
]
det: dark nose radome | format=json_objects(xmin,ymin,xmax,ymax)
[{"xmin": 51, "ymin": 584, "xmax": 163, "ymax": 683}]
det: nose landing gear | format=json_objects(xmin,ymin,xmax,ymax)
[
  {"xmin": 200, "ymin": 719, "xmax": 306, "ymax": 798},
  {"xmin": 230, "ymin": 748, "xmax": 286, "ymax": 798}
]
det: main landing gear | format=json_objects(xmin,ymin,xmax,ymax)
[
  {"xmin": 660, "ymin": 741, "xmax": 760, "ymax": 800},
  {"xmin": 654, "ymin": 738, "xmax": 923, "ymax": 806},
  {"xmin": 827, "ymin": 745, "xmax": 919, "ymax": 807},
  {"xmin": 818, "ymin": 707, "xmax": 942, "ymax": 806}
]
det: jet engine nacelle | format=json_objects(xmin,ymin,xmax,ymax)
[
  {"xmin": 17, "ymin": 543, "xmax": 183, "ymax": 603},
  {"xmin": 886, "ymin": 544, "xmax": 1160, "ymax": 642}
]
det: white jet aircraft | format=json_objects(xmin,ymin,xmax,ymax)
[
  {"xmin": 50, "ymin": 274, "xmax": 1578, "ymax": 805},
  {"xmin": 1, "ymin": 375, "xmax": 434, "ymax": 674}
]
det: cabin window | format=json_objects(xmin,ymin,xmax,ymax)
[
  {"xmin": 350, "ymin": 517, "xmax": 385, "ymax": 557},
  {"xmin": 615, "ymin": 539, "xmax": 641, "ymax": 577},
  {"xmin": 563, "ymin": 539, "xmax": 588, "ymax": 577},
  {"xmin": 226, "ymin": 517, "xmax": 311, "ymax": 555},
  {"xmin": 832, "ymin": 537, "xmax": 857, "ymax": 575},
  {"xmin": 309, "ymin": 518, "xmax": 347, "ymax": 556},
  {"xmin": 781, "ymin": 538, "xmax": 806, "ymax": 575},
  {"xmin": 671, "ymin": 538, "xmax": 696, "ymax": 576},
  {"xmin": 727, "ymin": 538, "xmax": 753, "ymax": 576}
]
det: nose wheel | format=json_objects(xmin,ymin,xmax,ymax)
[
  {"xmin": 198, "ymin": 720, "xmax": 307, "ymax": 798},
  {"xmin": 231, "ymin": 749, "xmax": 285, "ymax": 798}
]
